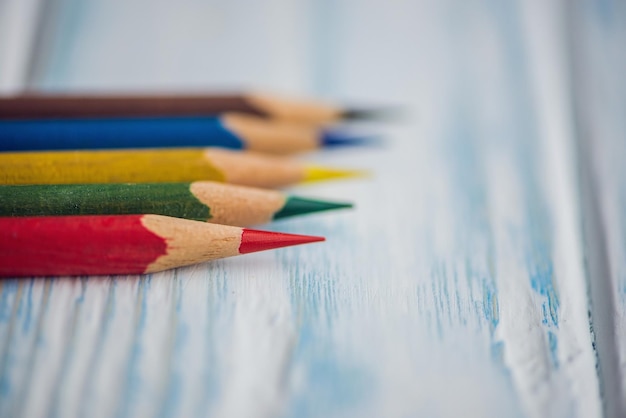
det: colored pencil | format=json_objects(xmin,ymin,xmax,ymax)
[
  {"xmin": 0, "ymin": 214, "xmax": 325, "ymax": 277},
  {"xmin": 0, "ymin": 92, "xmax": 383, "ymax": 123},
  {"xmin": 0, "ymin": 148, "xmax": 362, "ymax": 187},
  {"xmin": 0, "ymin": 182, "xmax": 352, "ymax": 226},
  {"xmin": 0, "ymin": 114, "xmax": 369, "ymax": 154}
]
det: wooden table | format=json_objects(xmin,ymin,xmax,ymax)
[{"xmin": 0, "ymin": 1, "xmax": 624, "ymax": 417}]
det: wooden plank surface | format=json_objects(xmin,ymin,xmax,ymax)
[
  {"xmin": 0, "ymin": 0, "xmax": 620, "ymax": 417},
  {"xmin": 0, "ymin": 0, "xmax": 45, "ymax": 92},
  {"xmin": 568, "ymin": 2, "xmax": 626, "ymax": 417}
]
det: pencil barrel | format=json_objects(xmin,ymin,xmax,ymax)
[
  {"xmin": 0, "ymin": 95, "xmax": 263, "ymax": 119},
  {"xmin": 0, "ymin": 117, "xmax": 244, "ymax": 152},
  {"xmin": 0, "ymin": 215, "xmax": 167, "ymax": 276},
  {"xmin": 0, "ymin": 183, "xmax": 211, "ymax": 220}
]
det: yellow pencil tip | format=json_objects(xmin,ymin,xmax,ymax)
[{"xmin": 303, "ymin": 166, "xmax": 369, "ymax": 183}]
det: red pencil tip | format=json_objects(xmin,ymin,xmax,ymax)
[{"xmin": 239, "ymin": 229, "xmax": 325, "ymax": 254}]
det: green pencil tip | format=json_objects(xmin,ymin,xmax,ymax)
[{"xmin": 273, "ymin": 196, "xmax": 353, "ymax": 220}]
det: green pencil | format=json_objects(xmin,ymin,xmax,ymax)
[{"xmin": 0, "ymin": 182, "xmax": 352, "ymax": 227}]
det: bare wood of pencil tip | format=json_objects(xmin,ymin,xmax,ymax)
[
  {"xmin": 244, "ymin": 93, "xmax": 344, "ymax": 124},
  {"xmin": 144, "ymin": 215, "xmax": 324, "ymax": 273},
  {"xmin": 204, "ymin": 148, "xmax": 304, "ymax": 188},
  {"xmin": 189, "ymin": 182, "xmax": 286, "ymax": 225},
  {"xmin": 222, "ymin": 113, "xmax": 319, "ymax": 154}
]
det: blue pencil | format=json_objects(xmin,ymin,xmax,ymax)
[{"xmin": 0, "ymin": 113, "xmax": 369, "ymax": 155}]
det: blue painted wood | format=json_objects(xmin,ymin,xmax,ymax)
[
  {"xmin": 0, "ymin": 0, "xmax": 619, "ymax": 417},
  {"xmin": 0, "ymin": 117, "xmax": 243, "ymax": 151}
]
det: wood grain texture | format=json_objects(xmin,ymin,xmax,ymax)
[
  {"xmin": 567, "ymin": 2, "xmax": 626, "ymax": 416},
  {"xmin": 0, "ymin": 0, "xmax": 618, "ymax": 417}
]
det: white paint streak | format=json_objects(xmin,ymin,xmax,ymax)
[
  {"xmin": 212, "ymin": 258, "xmax": 295, "ymax": 418},
  {"xmin": 520, "ymin": 2, "xmax": 601, "ymax": 417}
]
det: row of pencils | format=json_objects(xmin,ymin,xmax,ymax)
[{"xmin": 0, "ymin": 92, "xmax": 382, "ymax": 277}]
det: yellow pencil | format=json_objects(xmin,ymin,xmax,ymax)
[{"xmin": 0, "ymin": 148, "xmax": 362, "ymax": 188}]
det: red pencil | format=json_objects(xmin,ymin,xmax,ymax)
[{"xmin": 0, "ymin": 215, "xmax": 324, "ymax": 277}]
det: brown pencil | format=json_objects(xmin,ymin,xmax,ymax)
[{"xmin": 0, "ymin": 92, "xmax": 384, "ymax": 124}]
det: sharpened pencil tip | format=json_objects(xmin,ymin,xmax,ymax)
[
  {"xmin": 320, "ymin": 130, "xmax": 380, "ymax": 148},
  {"xmin": 273, "ymin": 197, "xmax": 353, "ymax": 220},
  {"xmin": 238, "ymin": 229, "xmax": 325, "ymax": 254},
  {"xmin": 340, "ymin": 106, "xmax": 404, "ymax": 121},
  {"xmin": 303, "ymin": 166, "xmax": 369, "ymax": 183}
]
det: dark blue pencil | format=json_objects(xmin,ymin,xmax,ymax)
[{"xmin": 0, "ymin": 113, "xmax": 369, "ymax": 155}]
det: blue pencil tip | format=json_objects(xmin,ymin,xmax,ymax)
[{"xmin": 320, "ymin": 129, "xmax": 380, "ymax": 148}]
